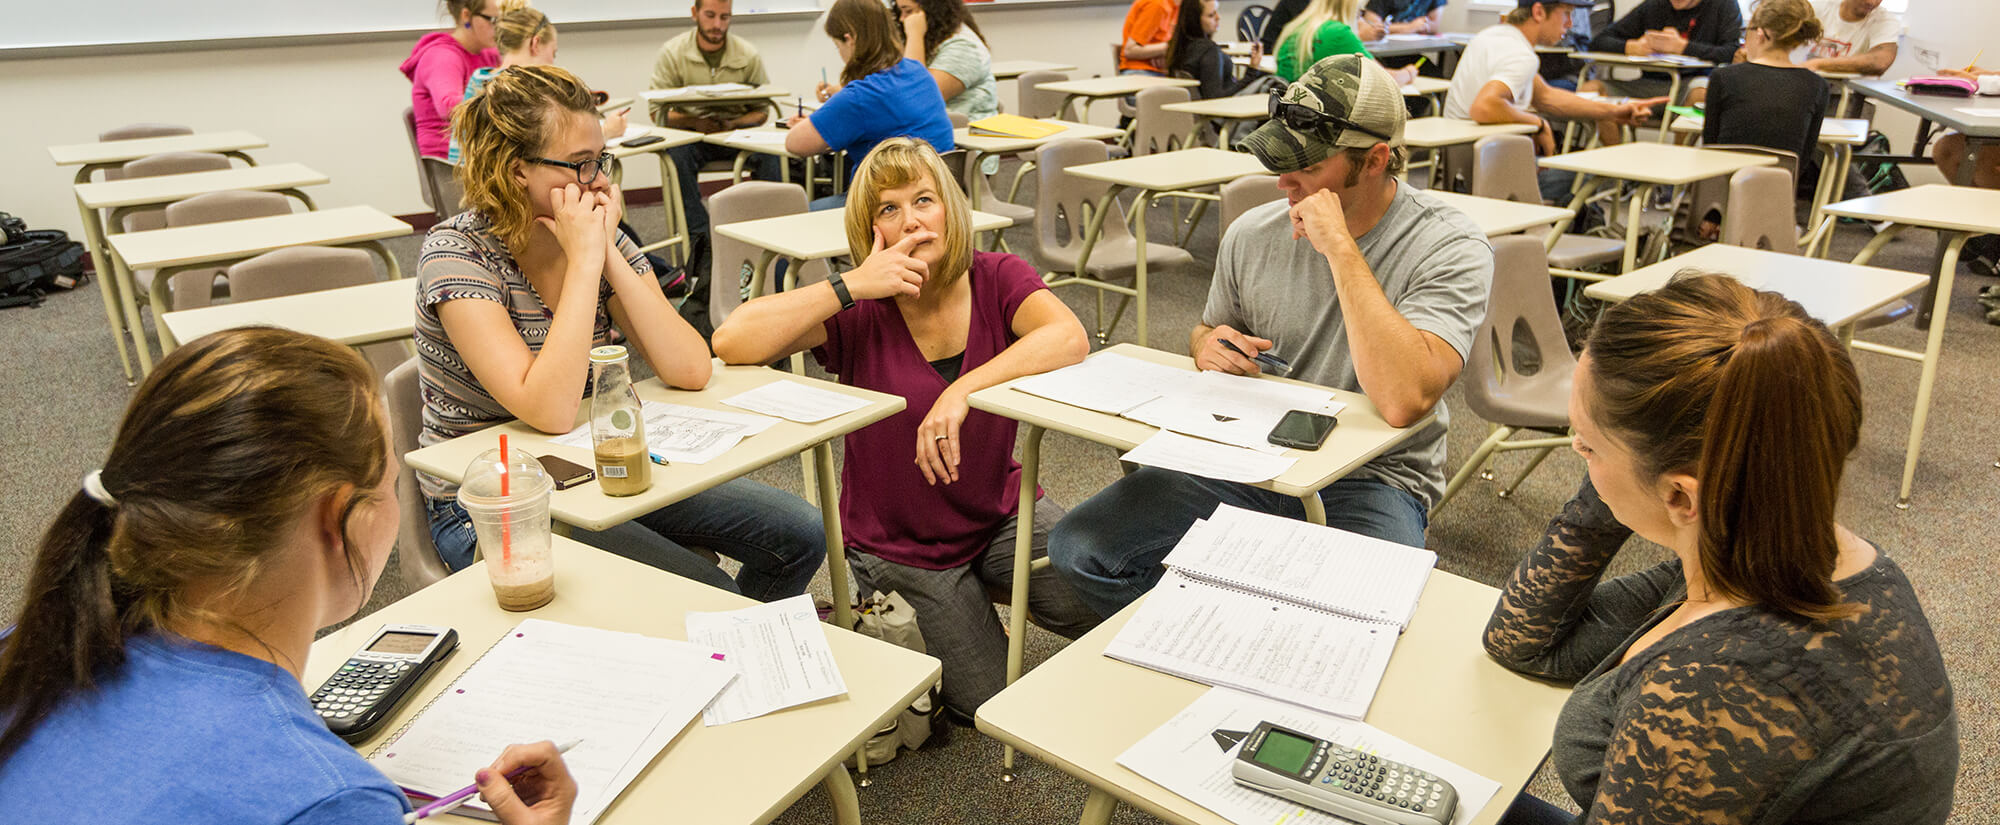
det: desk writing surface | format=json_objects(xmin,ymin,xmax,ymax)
[
  {"xmin": 608, "ymin": 126, "xmax": 705, "ymax": 159},
  {"xmin": 1404, "ymin": 76, "xmax": 1451, "ymax": 97},
  {"xmin": 73, "ymin": 162, "xmax": 327, "ymax": 209},
  {"xmin": 1160, "ymin": 95, "xmax": 1268, "ymax": 120},
  {"xmin": 1038, "ymin": 75, "xmax": 1199, "ymax": 97},
  {"xmin": 966, "ymin": 344, "xmax": 1431, "ymax": 499},
  {"xmin": 1536, "ymin": 142, "xmax": 1775, "ymax": 186},
  {"xmin": 1424, "ymin": 191, "xmax": 1574, "ymax": 238},
  {"xmin": 1667, "ymin": 116, "xmax": 1869, "ymax": 145},
  {"xmin": 991, "ymin": 59, "xmax": 1076, "ymax": 79},
  {"xmin": 1848, "ymin": 78, "xmax": 2000, "ymax": 139},
  {"xmin": 48, "ymin": 129, "xmax": 265, "ymax": 166},
  {"xmin": 309, "ymin": 537, "xmax": 940, "ymax": 825},
  {"xmin": 975, "ymin": 572, "xmax": 1572, "ymax": 825},
  {"xmin": 160, "ymin": 277, "xmax": 416, "ymax": 348},
  {"xmin": 713, "ymin": 209, "xmax": 1014, "ymax": 263},
  {"xmin": 1063, "ymin": 148, "xmax": 1269, "ymax": 192},
  {"xmin": 953, "ymin": 120, "xmax": 1124, "ymax": 154},
  {"xmin": 1362, "ymin": 36, "xmax": 1464, "ymax": 59},
  {"xmin": 403, "ymin": 366, "xmax": 903, "ymax": 532},
  {"xmin": 701, "ymin": 126, "xmax": 806, "ymax": 158},
  {"xmin": 1584, "ymin": 244, "xmax": 1928, "ymax": 328},
  {"xmin": 1400, "ymin": 118, "xmax": 1538, "ymax": 148},
  {"xmin": 643, "ymin": 83, "xmax": 790, "ymax": 104},
  {"xmin": 105, "ymin": 206, "xmax": 411, "ymax": 270},
  {"xmin": 1821, "ymin": 183, "xmax": 2000, "ymax": 236},
  {"xmin": 1573, "ymin": 51, "xmax": 1714, "ymax": 71}
]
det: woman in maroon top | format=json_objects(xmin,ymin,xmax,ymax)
[{"xmin": 713, "ymin": 137, "xmax": 1097, "ymax": 722}]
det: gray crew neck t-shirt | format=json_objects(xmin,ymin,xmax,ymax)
[{"xmin": 1203, "ymin": 183, "xmax": 1492, "ymax": 508}]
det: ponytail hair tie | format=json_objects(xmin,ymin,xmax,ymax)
[{"xmin": 83, "ymin": 470, "xmax": 119, "ymax": 508}]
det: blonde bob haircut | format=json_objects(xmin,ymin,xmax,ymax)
[
  {"xmin": 843, "ymin": 137, "xmax": 974, "ymax": 288},
  {"xmin": 451, "ymin": 64, "xmax": 597, "ymax": 251}
]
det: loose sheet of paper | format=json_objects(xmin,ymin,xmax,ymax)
[
  {"xmin": 1125, "ymin": 370, "xmax": 1344, "ymax": 454},
  {"xmin": 1117, "ymin": 688, "xmax": 1502, "ymax": 825},
  {"xmin": 1122, "ymin": 430, "xmax": 1298, "ymax": 483},
  {"xmin": 1164, "ymin": 504, "xmax": 1437, "ymax": 627},
  {"xmin": 549, "ymin": 401, "xmax": 778, "ymax": 465},
  {"xmin": 642, "ymin": 82, "xmax": 754, "ymax": 101},
  {"xmin": 723, "ymin": 379, "xmax": 869, "ymax": 423},
  {"xmin": 686, "ymin": 594, "xmax": 849, "ymax": 726},
  {"xmin": 1008, "ymin": 352, "xmax": 1201, "ymax": 414}
]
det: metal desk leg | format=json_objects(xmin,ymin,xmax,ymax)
[
  {"xmin": 111, "ymin": 245, "xmax": 155, "ymax": 375},
  {"xmin": 790, "ymin": 258, "xmax": 821, "ymax": 504},
  {"xmin": 1079, "ymin": 787, "xmax": 1118, "ymax": 825},
  {"xmin": 1548, "ymin": 175, "xmax": 1602, "ymax": 239},
  {"xmin": 1893, "ymin": 231, "xmax": 1966, "ymax": 509},
  {"xmin": 1620, "ymin": 183, "xmax": 1654, "ymax": 273},
  {"xmin": 1000, "ymin": 424, "xmax": 1044, "ymax": 782},
  {"xmin": 73, "ymin": 180, "xmax": 137, "ymax": 383},
  {"xmin": 1128, "ymin": 190, "xmax": 1153, "ymax": 347},
  {"xmin": 1301, "ymin": 491, "xmax": 1326, "ymax": 526},
  {"xmin": 1657, "ymin": 74, "xmax": 1683, "ymax": 143},
  {"xmin": 816, "ymin": 442, "xmax": 853, "ymax": 629},
  {"xmin": 821, "ymin": 762, "xmax": 862, "ymax": 825}
]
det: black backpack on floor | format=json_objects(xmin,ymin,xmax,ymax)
[{"xmin": 1, "ymin": 212, "xmax": 89, "ymax": 310}]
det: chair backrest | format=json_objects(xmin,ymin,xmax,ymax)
[
  {"xmin": 1017, "ymin": 71, "xmax": 1070, "ymax": 120},
  {"xmin": 383, "ymin": 357, "xmax": 454, "ymax": 589},
  {"xmin": 1684, "ymin": 144, "xmax": 1797, "ymax": 236},
  {"xmin": 1462, "ymin": 235, "xmax": 1575, "ymax": 428},
  {"xmin": 423, "ymin": 157, "xmax": 465, "ymax": 221},
  {"xmin": 1720, "ymin": 166, "xmax": 1800, "ymax": 254},
  {"xmin": 1470, "ymin": 134, "xmax": 1543, "ymax": 204},
  {"xmin": 1035, "ymin": 139, "xmax": 1133, "ymax": 261},
  {"xmin": 158, "ymin": 190, "xmax": 293, "ymax": 310},
  {"xmin": 1220, "ymin": 174, "xmax": 1283, "ymax": 237},
  {"xmin": 117, "ymin": 152, "xmax": 234, "ymax": 232},
  {"xmin": 1131, "ymin": 86, "xmax": 1196, "ymax": 157},
  {"xmin": 947, "ymin": 111, "xmax": 971, "ymax": 129},
  {"xmin": 98, "ymin": 123, "xmax": 193, "ymax": 182},
  {"xmin": 402, "ymin": 106, "xmax": 435, "ymax": 212},
  {"xmin": 226, "ymin": 246, "xmax": 406, "ymax": 375},
  {"xmin": 1237, "ymin": 5, "xmax": 1274, "ymax": 44},
  {"xmin": 707, "ymin": 182, "xmax": 829, "ymax": 327}
]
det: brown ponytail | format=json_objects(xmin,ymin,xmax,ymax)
[
  {"xmin": 1585, "ymin": 273, "xmax": 1861, "ymax": 622},
  {"xmin": 1748, "ymin": 0, "xmax": 1823, "ymax": 51},
  {"xmin": 0, "ymin": 327, "xmax": 388, "ymax": 762}
]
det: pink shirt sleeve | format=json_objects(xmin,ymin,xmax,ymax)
[{"xmin": 413, "ymin": 51, "xmax": 472, "ymax": 122}]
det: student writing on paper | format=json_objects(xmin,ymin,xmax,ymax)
[
  {"xmin": 1481, "ymin": 275, "xmax": 1959, "ymax": 825},
  {"xmin": 1798, "ymin": 0, "xmax": 1901, "ymax": 78},
  {"xmin": 0, "ymin": 328, "xmax": 577, "ymax": 825},
  {"xmin": 1583, "ymin": 0, "xmax": 1744, "ymax": 143},
  {"xmin": 712, "ymin": 139, "xmax": 1098, "ymax": 724},
  {"xmin": 648, "ymin": 0, "xmax": 781, "ymax": 241},
  {"xmin": 405, "ymin": 0, "xmax": 502, "ymax": 159},
  {"xmin": 789, "ymin": 0, "xmax": 956, "ymax": 209},
  {"xmin": 894, "ymin": 0, "xmax": 999, "ymax": 122},
  {"xmin": 449, "ymin": 3, "xmax": 629, "ymax": 164},
  {"xmin": 419, "ymin": 66, "xmax": 823, "ymax": 597},
  {"xmin": 1050, "ymin": 56, "xmax": 1492, "ymax": 620},
  {"xmin": 1166, "ymin": 0, "xmax": 1261, "ymax": 101}
]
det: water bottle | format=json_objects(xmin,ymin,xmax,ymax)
[{"xmin": 588, "ymin": 345, "xmax": 652, "ymax": 496}]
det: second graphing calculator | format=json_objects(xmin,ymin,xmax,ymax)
[{"xmin": 309, "ymin": 624, "xmax": 458, "ymax": 743}]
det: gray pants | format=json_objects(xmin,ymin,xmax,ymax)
[{"xmin": 846, "ymin": 497, "xmax": 1098, "ymax": 720}]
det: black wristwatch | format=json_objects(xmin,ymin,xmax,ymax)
[{"xmin": 827, "ymin": 272, "xmax": 857, "ymax": 311}]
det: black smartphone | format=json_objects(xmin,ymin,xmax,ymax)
[
  {"xmin": 1267, "ymin": 410, "xmax": 1338, "ymax": 450},
  {"xmin": 621, "ymin": 134, "xmax": 666, "ymax": 148},
  {"xmin": 538, "ymin": 454, "xmax": 596, "ymax": 491}
]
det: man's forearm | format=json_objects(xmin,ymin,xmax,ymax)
[{"xmin": 1325, "ymin": 245, "xmax": 1451, "ymax": 426}]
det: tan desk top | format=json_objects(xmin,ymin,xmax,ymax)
[
  {"xmin": 1537, "ymin": 142, "xmax": 1776, "ymax": 186},
  {"xmin": 641, "ymin": 83, "xmax": 790, "ymax": 104},
  {"xmin": 310, "ymin": 536, "xmax": 939, "ymax": 825},
  {"xmin": 1424, "ymin": 191, "xmax": 1576, "ymax": 238},
  {"xmin": 1161, "ymin": 95, "xmax": 1268, "ymax": 120},
  {"xmin": 48, "ymin": 129, "xmax": 265, "ymax": 167},
  {"xmin": 106, "ymin": 206, "xmax": 412, "ymax": 271},
  {"xmin": 73, "ymin": 162, "xmax": 326, "ymax": 209},
  {"xmin": 953, "ymin": 119, "xmax": 1124, "ymax": 154},
  {"xmin": 1667, "ymin": 115, "xmax": 1870, "ymax": 146},
  {"xmin": 1404, "ymin": 76, "xmax": 1452, "ymax": 97},
  {"xmin": 404, "ymin": 367, "xmax": 904, "ymax": 532},
  {"xmin": 609, "ymin": 126, "xmax": 706, "ymax": 159},
  {"xmin": 1584, "ymin": 244, "xmax": 1928, "ymax": 328},
  {"xmin": 714, "ymin": 208, "xmax": 1012, "ymax": 263},
  {"xmin": 1401, "ymin": 117, "xmax": 1539, "ymax": 149},
  {"xmin": 1039, "ymin": 75, "xmax": 1200, "ymax": 98},
  {"xmin": 967, "ymin": 344, "xmax": 1432, "ymax": 499},
  {"xmin": 991, "ymin": 59, "xmax": 1077, "ymax": 79},
  {"xmin": 975, "ymin": 571, "xmax": 1572, "ymax": 825},
  {"xmin": 1573, "ymin": 51, "xmax": 1714, "ymax": 71},
  {"xmin": 159, "ymin": 277, "xmax": 416, "ymax": 349},
  {"xmin": 701, "ymin": 126, "xmax": 806, "ymax": 158},
  {"xmin": 1821, "ymin": 183, "xmax": 2000, "ymax": 236},
  {"xmin": 1064, "ymin": 147, "xmax": 1269, "ymax": 192}
]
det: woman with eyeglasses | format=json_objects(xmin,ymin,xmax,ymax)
[
  {"xmin": 404, "ymin": 0, "xmax": 502, "ymax": 159},
  {"xmin": 447, "ymin": 1, "xmax": 630, "ymax": 164},
  {"xmin": 417, "ymin": 65, "xmax": 825, "ymax": 599}
]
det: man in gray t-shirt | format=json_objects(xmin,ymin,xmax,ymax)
[{"xmin": 1050, "ymin": 54, "xmax": 1494, "ymax": 620}]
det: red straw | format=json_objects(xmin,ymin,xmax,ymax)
[{"xmin": 498, "ymin": 434, "xmax": 513, "ymax": 564}]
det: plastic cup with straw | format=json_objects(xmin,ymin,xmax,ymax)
[
  {"xmin": 498, "ymin": 434, "xmax": 512, "ymax": 565},
  {"xmin": 459, "ymin": 436, "xmax": 554, "ymax": 610}
]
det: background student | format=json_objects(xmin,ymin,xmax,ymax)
[
  {"xmin": 420, "ymin": 65, "xmax": 824, "ymax": 596},
  {"xmin": 449, "ymin": 2, "xmax": 629, "ymax": 164},
  {"xmin": 404, "ymin": 0, "xmax": 502, "ymax": 159},
  {"xmin": 1702, "ymin": 0, "xmax": 1827, "ymax": 167},
  {"xmin": 1445, "ymin": 0, "xmax": 1658, "ymax": 161},
  {"xmin": 648, "ymin": 0, "xmax": 779, "ymax": 241},
  {"xmin": 1117, "ymin": 0, "xmax": 1179, "ymax": 76},
  {"xmin": 1271, "ymin": 0, "xmax": 1414, "ymax": 84},
  {"xmin": 711, "ymin": 138, "xmax": 1097, "ymax": 723},
  {"xmin": 894, "ymin": 0, "xmax": 999, "ymax": 122},
  {"xmin": 0, "ymin": 327, "xmax": 576, "ymax": 825},
  {"xmin": 1484, "ymin": 274, "xmax": 1958, "ymax": 825},
  {"xmin": 1167, "ymin": 0, "xmax": 1262, "ymax": 100},
  {"xmin": 1365, "ymin": 0, "xmax": 1444, "ymax": 36},
  {"xmin": 1583, "ymin": 0, "xmax": 1743, "ymax": 142},
  {"xmin": 1799, "ymin": 0, "xmax": 1901, "ymax": 77},
  {"xmin": 790, "ymin": 0, "xmax": 955, "ymax": 209}
]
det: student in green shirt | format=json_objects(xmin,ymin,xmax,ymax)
[{"xmin": 1272, "ymin": 0, "xmax": 1417, "ymax": 84}]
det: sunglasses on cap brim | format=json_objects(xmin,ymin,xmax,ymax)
[{"xmin": 1267, "ymin": 87, "xmax": 1393, "ymax": 144}]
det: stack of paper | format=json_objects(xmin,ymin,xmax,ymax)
[
  {"xmin": 686, "ymin": 594, "xmax": 849, "ymax": 726},
  {"xmin": 549, "ymin": 401, "xmax": 778, "ymax": 465},
  {"xmin": 642, "ymin": 82, "xmax": 755, "ymax": 101}
]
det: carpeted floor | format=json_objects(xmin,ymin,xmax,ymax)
[{"xmin": 3, "ymin": 163, "xmax": 1993, "ymax": 823}]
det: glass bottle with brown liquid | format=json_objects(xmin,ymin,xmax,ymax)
[{"xmin": 589, "ymin": 345, "xmax": 652, "ymax": 496}]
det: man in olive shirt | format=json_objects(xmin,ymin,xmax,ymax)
[{"xmin": 650, "ymin": 0, "xmax": 778, "ymax": 237}]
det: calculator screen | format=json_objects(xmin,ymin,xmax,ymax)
[
  {"xmin": 1252, "ymin": 730, "xmax": 1315, "ymax": 774},
  {"xmin": 368, "ymin": 631, "xmax": 436, "ymax": 655}
]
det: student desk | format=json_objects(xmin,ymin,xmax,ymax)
[
  {"xmin": 1820, "ymin": 184, "xmax": 2000, "ymax": 508},
  {"xmin": 1423, "ymin": 190, "xmax": 1576, "ymax": 238},
  {"xmin": 309, "ymin": 535, "xmax": 940, "ymax": 825},
  {"xmin": 1538, "ymin": 143, "xmax": 1775, "ymax": 272},
  {"xmin": 1160, "ymin": 95, "xmax": 1268, "ymax": 147},
  {"xmin": 608, "ymin": 127, "xmax": 705, "ymax": 266},
  {"xmin": 702, "ymin": 127, "xmax": 825, "ymax": 191},
  {"xmin": 642, "ymin": 83, "xmax": 791, "ymax": 113},
  {"xmin": 1362, "ymin": 35, "xmax": 1466, "ymax": 73},
  {"xmin": 1402, "ymin": 117, "xmax": 1540, "ymax": 188},
  {"xmin": 1058, "ymin": 148, "xmax": 1268, "ymax": 346},
  {"xmin": 966, "ymin": 343, "xmax": 1436, "ymax": 778},
  {"xmin": 1848, "ymin": 78, "xmax": 2000, "ymax": 182},
  {"xmin": 1583, "ymin": 243, "xmax": 1927, "ymax": 333},
  {"xmin": 157, "ymin": 277, "xmax": 418, "ymax": 353},
  {"xmin": 402, "ymin": 364, "xmax": 904, "ymax": 630},
  {"xmin": 74, "ymin": 162, "xmax": 328, "ymax": 377},
  {"xmin": 977, "ymin": 571, "xmax": 1571, "ymax": 825},
  {"xmin": 103, "ymin": 205, "xmax": 409, "ymax": 374},
  {"xmin": 953, "ymin": 120, "xmax": 1124, "ymax": 209},
  {"xmin": 1666, "ymin": 116, "xmax": 1871, "ymax": 255},
  {"xmin": 991, "ymin": 59, "xmax": 1077, "ymax": 80},
  {"xmin": 1037, "ymin": 75, "xmax": 1200, "ymax": 124},
  {"xmin": 1571, "ymin": 52, "xmax": 1715, "ymax": 142}
]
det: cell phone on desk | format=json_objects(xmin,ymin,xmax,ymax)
[
  {"xmin": 538, "ymin": 454, "xmax": 596, "ymax": 490},
  {"xmin": 622, "ymin": 134, "xmax": 666, "ymax": 148},
  {"xmin": 1268, "ymin": 409, "xmax": 1338, "ymax": 450},
  {"xmin": 310, "ymin": 624, "xmax": 458, "ymax": 743}
]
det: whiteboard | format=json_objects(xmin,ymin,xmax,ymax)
[{"xmin": 2, "ymin": 0, "xmax": 819, "ymax": 51}]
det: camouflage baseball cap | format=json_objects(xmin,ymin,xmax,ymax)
[{"xmin": 1240, "ymin": 54, "xmax": 1408, "ymax": 174}]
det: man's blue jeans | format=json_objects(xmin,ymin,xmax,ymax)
[{"xmin": 1047, "ymin": 469, "xmax": 1428, "ymax": 619}]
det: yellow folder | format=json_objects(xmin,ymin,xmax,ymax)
[{"xmin": 967, "ymin": 114, "xmax": 1067, "ymax": 139}]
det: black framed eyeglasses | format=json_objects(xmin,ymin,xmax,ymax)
[
  {"xmin": 527, "ymin": 152, "xmax": 615, "ymax": 185},
  {"xmin": 1266, "ymin": 88, "xmax": 1393, "ymax": 144},
  {"xmin": 474, "ymin": 12, "xmax": 497, "ymax": 25}
]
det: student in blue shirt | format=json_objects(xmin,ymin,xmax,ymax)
[
  {"xmin": 787, "ymin": 0, "xmax": 955, "ymax": 209},
  {"xmin": 0, "ymin": 328, "xmax": 577, "ymax": 825}
]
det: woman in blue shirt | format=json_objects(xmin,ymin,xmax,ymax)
[
  {"xmin": 0, "ymin": 328, "xmax": 576, "ymax": 825},
  {"xmin": 788, "ymin": 0, "xmax": 955, "ymax": 209}
]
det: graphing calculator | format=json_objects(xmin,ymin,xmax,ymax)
[
  {"xmin": 1232, "ymin": 721, "xmax": 1458, "ymax": 825},
  {"xmin": 310, "ymin": 624, "xmax": 458, "ymax": 743}
]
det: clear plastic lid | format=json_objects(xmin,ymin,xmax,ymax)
[
  {"xmin": 589, "ymin": 345, "xmax": 629, "ymax": 364},
  {"xmin": 456, "ymin": 446, "xmax": 553, "ymax": 509}
]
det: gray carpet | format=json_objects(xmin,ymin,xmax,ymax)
[{"xmin": 3, "ymin": 165, "xmax": 1994, "ymax": 823}]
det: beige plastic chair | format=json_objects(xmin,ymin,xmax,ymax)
[
  {"xmin": 1717, "ymin": 166, "xmax": 1913, "ymax": 330},
  {"xmin": 1219, "ymin": 174, "xmax": 1283, "ymax": 238},
  {"xmin": 1131, "ymin": 86, "xmax": 1195, "ymax": 157},
  {"xmin": 117, "ymin": 152, "xmax": 235, "ymax": 234},
  {"xmin": 1682, "ymin": 143, "xmax": 1798, "ymax": 246},
  {"xmin": 226, "ymin": 246, "xmax": 410, "ymax": 376},
  {"xmin": 98, "ymin": 124, "xmax": 193, "ymax": 181},
  {"xmin": 1034, "ymin": 139, "xmax": 1193, "ymax": 342},
  {"xmin": 1002, "ymin": 70, "xmax": 1075, "ymax": 205},
  {"xmin": 384, "ymin": 357, "xmax": 456, "ymax": 589},
  {"xmin": 707, "ymin": 182, "xmax": 830, "ymax": 329},
  {"xmin": 158, "ymin": 190, "xmax": 293, "ymax": 311},
  {"xmin": 1472, "ymin": 134, "xmax": 1624, "ymax": 282},
  {"xmin": 403, "ymin": 107, "xmax": 465, "ymax": 222},
  {"xmin": 1436, "ymin": 235, "xmax": 1575, "ymax": 510}
]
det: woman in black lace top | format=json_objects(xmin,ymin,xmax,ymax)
[{"xmin": 1484, "ymin": 274, "xmax": 1959, "ymax": 825}]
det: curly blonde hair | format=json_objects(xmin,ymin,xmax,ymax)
[
  {"xmin": 493, "ymin": 0, "xmax": 554, "ymax": 55},
  {"xmin": 451, "ymin": 64, "xmax": 597, "ymax": 251}
]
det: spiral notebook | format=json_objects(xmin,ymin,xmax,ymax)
[{"xmin": 1102, "ymin": 504, "xmax": 1436, "ymax": 719}]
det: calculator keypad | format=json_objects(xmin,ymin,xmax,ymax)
[
  {"xmin": 1316, "ymin": 749, "xmax": 1451, "ymax": 816},
  {"xmin": 310, "ymin": 660, "xmax": 411, "ymax": 722}
]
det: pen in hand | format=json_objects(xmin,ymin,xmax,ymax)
[{"xmin": 404, "ymin": 738, "xmax": 583, "ymax": 823}]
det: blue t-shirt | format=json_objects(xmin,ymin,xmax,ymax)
[
  {"xmin": 810, "ymin": 58, "xmax": 956, "ymax": 182},
  {"xmin": 445, "ymin": 65, "xmax": 500, "ymax": 164},
  {"xmin": 0, "ymin": 632, "xmax": 411, "ymax": 824}
]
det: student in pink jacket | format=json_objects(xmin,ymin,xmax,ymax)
[{"xmin": 403, "ymin": 0, "xmax": 502, "ymax": 158}]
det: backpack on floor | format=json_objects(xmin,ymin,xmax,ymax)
[
  {"xmin": 843, "ymin": 591, "xmax": 944, "ymax": 769},
  {"xmin": 0, "ymin": 212, "xmax": 89, "ymax": 310},
  {"xmin": 1851, "ymin": 130, "xmax": 1910, "ymax": 198}
]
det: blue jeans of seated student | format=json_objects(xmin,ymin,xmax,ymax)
[
  {"xmin": 1496, "ymin": 792, "xmax": 1576, "ymax": 825},
  {"xmin": 426, "ymin": 477, "xmax": 824, "ymax": 601},
  {"xmin": 1047, "ymin": 469, "xmax": 1429, "ymax": 619},
  {"xmin": 671, "ymin": 142, "xmax": 783, "ymax": 238}
]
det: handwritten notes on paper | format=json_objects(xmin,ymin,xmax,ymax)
[
  {"xmin": 686, "ymin": 594, "xmax": 849, "ymax": 726},
  {"xmin": 1011, "ymin": 354, "xmax": 1348, "ymax": 453},
  {"xmin": 549, "ymin": 401, "xmax": 777, "ymax": 465}
]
